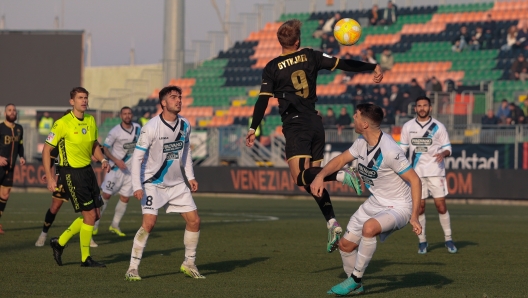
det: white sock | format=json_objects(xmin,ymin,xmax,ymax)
[
  {"xmin": 129, "ymin": 227, "xmax": 149, "ymax": 270},
  {"xmin": 111, "ymin": 200, "xmax": 127, "ymax": 228},
  {"xmin": 353, "ymin": 236, "xmax": 376, "ymax": 278},
  {"xmin": 94, "ymin": 198, "xmax": 110, "ymax": 230},
  {"xmin": 340, "ymin": 249, "xmax": 358, "ymax": 277},
  {"xmin": 418, "ymin": 213, "xmax": 427, "ymax": 243},
  {"xmin": 336, "ymin": 171, "xmax": 345, "ymax": 182},
  {"xmin": 183, "ymin": 230, "xmax": 200, "ymax": 265},
  {"xmin": 439, "ymin": 211, "xmax": 452, "ymax": 241},
  {"xmin": 327, "ymin": 218, "xmax": 337, "ymax": 229}
]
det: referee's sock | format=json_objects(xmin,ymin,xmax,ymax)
[
  {"xmin": 80, "ymin": 223, "xmax": 94, "ymax": 262},
  {"xmin": 58, "ymin": 217, "xmax": 83, "ymax": 246}
]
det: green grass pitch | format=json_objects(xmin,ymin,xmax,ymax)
[{"xmin": 1, "ymin": 192, "xmax": 527, "ymax": 297}]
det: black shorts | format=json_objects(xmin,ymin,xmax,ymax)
[
  {"xmin": 0, "ymin": 166, "xmax": 14, "ymax": 187},
  {"xmin": 282, "ymin": 112, "xmax": 325, "ymax": 162},
  {"xmin": 58, "ymin": 166, "xmax": 102, "ymax": 213},
  {"xmin": 52, "ymin": 174, "xmax": 69, "ymax": 202}
]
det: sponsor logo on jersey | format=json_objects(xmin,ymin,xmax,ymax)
[
  {"xmin": 358, "ymin": 163, "xmax": 377, "ymax": 179},
  {"xmin": 163, "ymin": 141, "xmax": 184, "ymax": 153},
  {"xmin": 159, "ymin": 136, "xmax": 169, "ymax": 140},
  {"xmin": 411, "ymin": 138, "xmax": 433, "ymax": 146}
]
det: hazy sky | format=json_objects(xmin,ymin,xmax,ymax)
[{"xmin": 1, "ymin": 0, "xmax": 475, "ymax": 66}]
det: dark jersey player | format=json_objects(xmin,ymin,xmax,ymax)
[
  {"xmin": 0, "ymin": 103, "xmax": 26, "ymax": 234},
  {"xmin": 245, "ymin": 19, "xmax": 383, "ymax": 253}
]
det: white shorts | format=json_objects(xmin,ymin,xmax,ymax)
[
  {"xmin": 345, "ymin": 198, "xmax": 411, "ymax": 243},
  {"xmin": 420, "ymin": 176, "xmax": 448, "ymax": 199},
  {"xmin": 101, "ymin": 169, "xmax": 133, "ymax": 197},
  {"xmin": 141, "ymin": 183, "xmax": 196, "ymax": 215}
]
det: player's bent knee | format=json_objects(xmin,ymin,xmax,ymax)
[{"xmin": 362, "ymin": 219, "xmax": 382, "ymax": 238}]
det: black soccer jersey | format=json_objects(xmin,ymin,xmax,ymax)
[
  {"xmin": 0, "ymin": 121, "xmax": 24, "ymax": 168},
  {"xmin": 259, "ymin": 48, "xmax": 339, "ymax": 116}
]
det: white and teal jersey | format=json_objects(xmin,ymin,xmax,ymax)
[
  {"xmin": 131, "ymin": 114, "xmax": 194, "ymax": 191},
  {"xmin": 103, "ymin": 122, "xmax": 141, "ymax": 172},
  {"xmin": 348, "ymin": 132, "xmax": 412, "ymax": 208},
  {"xmin": 400, "ymin": 117, "xmax": 451, "ymax": 177}
]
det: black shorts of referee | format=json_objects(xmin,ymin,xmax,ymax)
[{"xmin": 58, "ymin": 165, "xmax": 103, "ymax": 212}]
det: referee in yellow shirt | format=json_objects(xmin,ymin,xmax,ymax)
[{"xmin": 43, "ymin": 87, "xmax": 110, "ymax": 267}]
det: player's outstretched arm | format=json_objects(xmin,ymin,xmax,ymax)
[
  {"xmin": 92, "ymin": 141, "xmax": 110, "ymax": 173},
  {"xmin": 311, "ymin": 150, "xmax": 355, "ymax": 197},
  {"xmin": 335, "ymin": 59, "xmax": 383, "ymax": 83},
  {"xmin": 246, "ymin": 95, "xmax": 271, "ymax": 147},
  {"xmin": 399, "ymin": 169, "xmax": 422, "ymax": 235}
]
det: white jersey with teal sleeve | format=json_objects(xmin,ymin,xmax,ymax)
[
  {"xmin": 400, "ymin": 117, "xmax": 451, "ymax": 177},
  {"xmin": 348, "ymin": 132, "xmax": 412, "ymax": 208},
  {"xmin": 131, "ymin": 114, "xmax": 194, "ymax": 191},
  {"xmin": 103, "ymin": 122, "xmax": 141, "ymax": 173}
]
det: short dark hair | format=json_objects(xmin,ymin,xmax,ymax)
[
  {"xmin": 415, "ymin": 96, "xmax": 431, "ymax": 104},
  {"xmin": 120, "ymin": 106, "xmax": 132, "ymax": 113},
  {"xmin": 70, "ymin": 87, "xmax": 89, "ymax": 99},
  {"xmin": 158, "ymin": 85, "xmax": 182, "ymax": 108},
  {"xmin": 277, "ymin": 19, "xmax": 301, "ymax": 48},
  {"xmin": 356, "ymin": 103, "xmax": 383, "ymax": 126},
  {"xmin": 5, "ymin": 103, "xmax": 15, "ymax": 109}
]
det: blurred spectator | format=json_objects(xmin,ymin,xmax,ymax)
[
  {"xmin": 322, "ymin": 107, "xmax": 337, "ymax": 127},
  {"xmin": 481, "ymin": 109, "xmax": 500, "ymax": 125},
  {"xmin": 453, "ymin": 26, "xmax": 470, "ymax": 50},
  {"xmin": 340, "ymin": 53, "xmax": 355, "ymax": 82},
  {"xmin": 409, "ymin": 78, "xmax": 425, "ymax": 100},
  {"xmin": 312, "ymin": 19, "xmax": 325, "ymax": 38},
  {"xmin": 496, "ymin": 99, "xmax": 511, "ymax": 123},
  {"xmin": 368, "ymin": 5, "xmax": 380, "ymax": 26},
  {"xmin": 322, "ymin": 13, "xmax": 341, "ymax": 33},
  {"xmin": 521, "ymin": 97, "xmax": 528, "ymax": 116},
  {"xmin": 379, "ymin": 87, "xmax": 389, "ymax": 105},
  {"xmin": 469, "ymin": 26, "xmax": 485, "ymax": 51},
  {"xmin": 389, "ymin": 84, "xmax": 403, "ymax": 108},
  {"xmin": 510, "ymin": 53, "xmax": 528, "ymax": 81},
  {"xmin": 381, "ymin": 107, "xmax": 395, "ymax": 125},
  {"xmin": 380, "ymin": 96, "xmax": 395, "ymax": 117},
  {"xmin": 379, "ymin": 48, "xmax": 394, "ymax": 70},
  {"xmin": 38, "ymin": 112, "xmax": 54, "ymax": 136},
  {"xmin": 336, "ymin": 107, "xmax": 352, "ymax": 136},
  {"xmin": 140, "ymin": 111, "xmax": 151, "ymax": 126},
  {"xmin": 397, "ymin": 91, "xmax": 413, "ymax": 117},
  {"xmin": 501, "ymin": 25, "xmax": 519, "ymax": 51},
  {"xmin": 325, "ymin": 35, "xmax": 341, "ymax": 56},
  {"xmin": 320, "ymin": 33, "xmax": 329, "ymax": 52},
  {"xmin": 483, "ymin": 14, "xmax": 495, "ymax": 48},
  {"xmin": 452, "ymin": 40, "xmax": 464, "ymax": 52},
  {"xmin": 425, "ymin": 76, "xmax": 443, "ymax": 92},
  {"xmin": 380, "ymin": 1, "xmax": 397, "ymax": 26},
  {"xmin": 366, "ymin": 48, "xmax": 377, "ymax": 64},
  {"xmin": 508, "ymin": 102, "xmax": 526, "ymax": 124},
  {"xmin": 352, "ymin": 84, "xmax": 366, "ymax": 105},
  {"xmin": 368, "ymin": 86, "xmax": 381, "ymax": 104},
  {"xmin": 517, "ymin": 22, "xmax": 528, "ymax": 49}
]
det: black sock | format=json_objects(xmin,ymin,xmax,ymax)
[
  {"xmin": 304, "ymin": 186, "xmax": 335, "ymax": 221},
  {"xmin": 351, "ymin": 274, "xmax": 362, "ymax": 283},
  {"xmin": 298, "ymin": 167, "xmax": 339, "ymax": 186},
  {"xmin": 0, "ymin": 198, "xmax": 7, "ymax": 218},
  {"xmin": 43, "ymin": 209, "xmax": 57, "ymax": 233}
]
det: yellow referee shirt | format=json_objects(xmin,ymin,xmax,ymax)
[{"xmin": 45, "ymin": 111, "xmax": 98, "ymax": 168}]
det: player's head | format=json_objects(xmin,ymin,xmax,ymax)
[
  {"xmin": 277, "ymin": 19, "xmax": 301, "ymax": 50},
  {"xmin": 120, "ymin": 106, "xmax": 133, "ymax": 125},
  {"xmin": 414, "ymin": 96, "xmax": 432, "ymax": 120},
  {"xmin": 159, "ymin": 85, "xmax": 182, "ymax": 114},
  {"xmin": 69, "ymin": 87, "xmax": 89, "ymax": 113},
  {"xmin": 4, "ymin": 103, "xmax": 17, "ymax": 123},
  {"xmin": 354, "ymin": 103, "xmax": 383, "ymax": 134}
]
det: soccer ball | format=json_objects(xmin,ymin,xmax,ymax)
[{"xmin": 333, "ymin": 18, "xmax": 362, "ymax": 46}]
